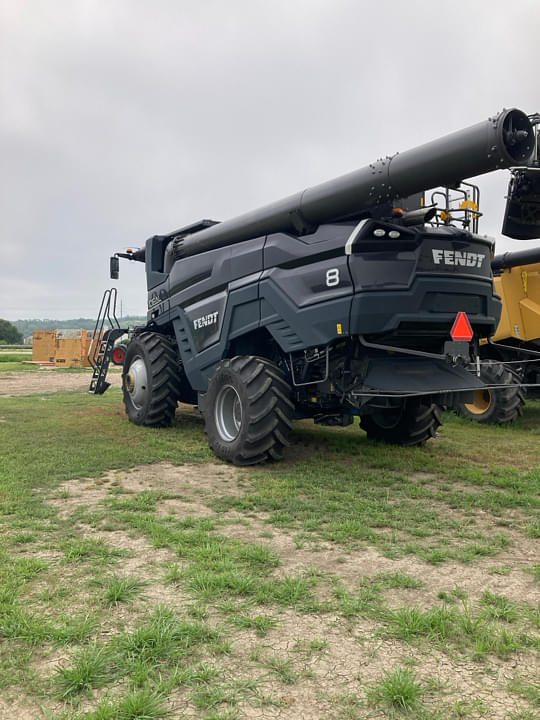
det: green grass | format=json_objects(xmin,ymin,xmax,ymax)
[
  {"xmin": 84, "ymin": 686, "xmax": 168, "ymax": 719},
  {"xmin": 380, "ymin": 598, "xmax": 537, "ymax": 660},
  {"xmin": 367, "ymin": 666, "xmax": 424, "ymax": 712},
  {"xmin": 102, "ymin": 575, "xmax": 146, "ymax": 605},
  {"xmin": 227, "ymin": 612, "xmax": 278, "ymax": 636},
  {"xmin": 524, "ymin": 565, "xmax": 540, "ymax": 583},
  {"xmin": 0, "ymin": 604, "xmax": 96, "ymax": 644},
  {"xmin": 0, "ymin": 390, "xmax": 539, "ymax": 718},
  {"xmin": 207, "ymin": 406, "xmax": 539, "ymax": 562},
  {"xmin": 0, "ymin": 353, "xmax": 32, "ymax": 363},
  {"xmin": 170, "ymin": 662, "xmax": 220, "ymax": 687},
  {"xmin": 0, "ymin": 360, "xmax": 89, "ymax": 372},
  {"xmin": 116, "ymin": 605, "xmax": 220, "ymax": 665},
  {"xmin": 62, "ymin": 537, "xmax": 126, "ymax": 564},
  {"xmin": 0, "ymin": 390, "xmax": 212, "ymax": 517},
  {"xmin": 481, "ymin": 591, "xmax": 519, "ymax": 623},
  {"xmin": 383, "ymin": 605, "xmax": 456, "ymax": 642},
  {"xmin": 261, "ymin": 655, "xmax": 299, "ymax": 684},
  {"xmin": 508, "ymin": 675, "xmax": 540, "ymax": 706},
  {"xmin": 371, "ymin": 571, "xmax": 424, "ymax": 589},
  {"xmin": 53, "ymin": 644, "xmax": 111, "ymax": 698}
]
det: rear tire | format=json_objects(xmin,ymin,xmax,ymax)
[
  {"xmin": 200, "ymin": 356, "xmax": 294, "ymax": 465},
  {"xmin": 454, "ymin": 360, "xmax": 525, "ymax": 424},
  {"xmin": 122, "ymin": 333, "xmax": 180, "ymax": 427},
  {"xmin": 360, "ymin": 398, "xmax": 442, "ymax": 446}
]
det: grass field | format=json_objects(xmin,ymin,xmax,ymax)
[
  {"xmin": 0, "ymin": 382, "xmax": 538, "ymax": 719},
  {"xmin": 0, "ymin": 354, "xmax": 90, "ymax": 373}
]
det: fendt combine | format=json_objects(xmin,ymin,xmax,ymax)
[{"xmin": 90, "ymin": 107, "xmax": 540, "ymax": 465}]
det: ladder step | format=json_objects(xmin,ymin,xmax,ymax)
[{"xmin": 88, "ymin": 289, "xmax": 127, "ymax": 395}]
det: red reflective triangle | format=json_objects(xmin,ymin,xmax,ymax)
[{"xmin": 450, "ymin": 311, "xmax": 473, "ymax": 341}]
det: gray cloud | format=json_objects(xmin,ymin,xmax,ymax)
[{"xmin": 1, "ymin": 0, "xmax": 539, "ymax": 319}]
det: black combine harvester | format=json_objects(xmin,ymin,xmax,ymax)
[{"xmin": 90, "ymin": 107, "xmax": 540, "ymax": 465}]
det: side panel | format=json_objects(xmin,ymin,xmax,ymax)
[
  {"xmin": 260, "ymin": 225, "xmax": 354, "ymax": 350},
  {"xmin": 172, "ymin": 283, "xmax": 260, "ymax": 391},
  {"xmin": 259, "ymin": 280, "xmax": 351, "ymax": 351},
  {"xmin": 169, "ymin": 237, "xmax": 265, "ymax": 391},
  {"xmin": 167, "ymin": 237, "xmax": 264, "ymax": 313}
]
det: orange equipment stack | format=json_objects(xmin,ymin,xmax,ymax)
[{"xmin": 32, "ymin": 329, "xmax": 99, "ymax": 368}]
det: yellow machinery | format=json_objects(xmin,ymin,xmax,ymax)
[
  {"xmin": 492, "ymin": 255, "xmax": 540, "ymax": 344},
  {"xmin": 456, "ymin": 247, "xmax": 540, "ymax": 422}
]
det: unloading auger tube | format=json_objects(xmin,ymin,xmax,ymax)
[
  {"xmin": 491, "ymin": 246, "xmax": 540, "ymax": 272},
  {"xmin": 171, "ymin": 108, "xmax": 535, "ymax": 259}
]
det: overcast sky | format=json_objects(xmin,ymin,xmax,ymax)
[{"xmin": 1, "ymin": 0, "xmax": 539, "ymax": 320}]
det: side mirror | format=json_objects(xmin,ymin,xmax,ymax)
[{"xmin": 110, "ymin": 256, "xmax": 119, "ymax": 279}]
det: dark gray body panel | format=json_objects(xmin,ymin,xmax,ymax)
[{"xmin": 148, "ymin": 221, "xmax": 500, "ymax": 392}]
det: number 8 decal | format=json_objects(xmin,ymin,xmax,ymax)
[{"xmin": 326, "ymin": 268, "xmax": 340, "ymax": 287}]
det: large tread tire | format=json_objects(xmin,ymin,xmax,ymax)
[
  {"xmin": 200, "ymin": 356, "xmax": 295, "ymax": 466},
  {"xmin": 454, "ymin": 360, "xmax": 526, "ymax": 424},
  {"xmin": 122, "ymin": 333, "xmax": 181, "ymax": 427},
  {"xmin": 360, "ymin": 398, "xmax": 443, "ymax": 446}
]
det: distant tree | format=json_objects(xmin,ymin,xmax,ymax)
[
  {"xmin": 0, "ymin": 319, "xmax": 24, "ymax": 344},
  {"xmin": 12, "ymin": 316, "xmax": 146, "ymax": 336}
]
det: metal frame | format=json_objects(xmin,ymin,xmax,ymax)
[{"xmin": 88, "ymin": 288, "xmax": 127, "ymax": 395}]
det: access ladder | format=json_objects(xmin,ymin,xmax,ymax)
[{"xmin": 88, "ymin": 288, "xmax": 127, "ymax": 395}]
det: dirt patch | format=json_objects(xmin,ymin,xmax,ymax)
[
  {"xmin": 9, "ymin": 461, "xmax": 538, "ymax": 719},
  {"xmin": 222, "ymin": 521, "xmax": 540, "ymax": 607},
  {"xmin": 82, "ymin": 530, "xmax": 191, "ymax": 628},
  {"xmin": 168, "ymin": 609, "xmax": 537, "ymax": 720},
  {"xmin": 0, "ymin": 370, "xmax": 123, "ymax": 397},
  {"xmin": 51, "ymin": 463, "xmax": 249, "ymax": 523},
  {"xmin": 51, "ymin": 464, "xmax": 540, "ymax": 610},
  {"xmin": 49, "ymin": 469, "xmax": 123, "ymax": 520},
  {"xmin": 0, "ymin": 695, "xmax": 48, "ymax": 720},
  {"xmin": 118, "ymin": 461, "xmax": 247, "ymax": 498}
]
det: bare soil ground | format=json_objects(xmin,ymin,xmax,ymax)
[
  {"xmin": 55, "ymin": 464, "xmax": 540, "ymax": 608},
  {"xmin": 0, "ymin": 369, "xmax": 122, "ymax": 396},
  {"xmin": 38, "ymin": 464, "xmax": 539, "ymax": 720},
  {"xmin": 1, "ymin": 370, "xmax": 538, "ymax": 719}
]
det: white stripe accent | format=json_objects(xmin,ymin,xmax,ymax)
[{"xmin": 345, "ymin": 219, "xmax": 370, "ymax": 255}]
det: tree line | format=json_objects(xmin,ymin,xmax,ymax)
[
  {"xmin": 0, "ymin": 319, "xmax": 24, "ymax": 344},
  {"xmin": 10, "ymin": 317, "xmax": 145, "ymax": 338}
]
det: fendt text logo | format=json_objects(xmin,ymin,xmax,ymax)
[
  {"xmin": 193, "ymin": 312, "xmax": 219, "ymax": 330},
  {"xmin": 432, "ymin": 249, "xmax": 486, "ymax": 268}
]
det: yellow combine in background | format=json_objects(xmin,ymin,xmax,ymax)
[{"xmin": 455, "ymin": 248, "xmax": 540, "ymax": 423}]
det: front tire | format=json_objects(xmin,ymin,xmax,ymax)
[
  {"xmin": 454, "ymin": 360, "xmax": 525, "ymax": 424},
  {"xmin": 122, "ymin": 333, "xmax": 180, "ymax": 427},
  {"xmin": 360, "ymin": 398, "xmax": 442, "ymax": 446},
  {"xmin": 200, "ymin": 356, "xmax": 294, "ymax": 465}
]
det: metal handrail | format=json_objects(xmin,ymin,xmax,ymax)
[{"xmin": 88, "ymin": 288, "xmax": 120, "ymax": 369}]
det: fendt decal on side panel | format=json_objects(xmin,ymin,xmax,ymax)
[
  {"xmin": 184, "ymin": 291, "xmax": 228, "ymax": 352},
  {"xmin": 193, "ymin": 311, "xmax": 219, "ymax": 330}
]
